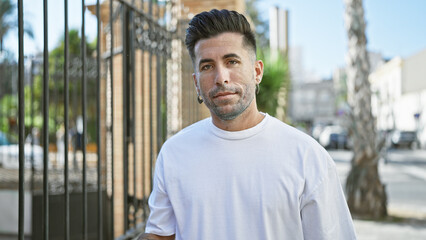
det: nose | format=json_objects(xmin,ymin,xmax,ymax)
[{"xmin": 214, "ymin": 65, "xmax": 230, "ymax": 86}]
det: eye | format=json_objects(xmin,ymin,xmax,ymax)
[
  {"xmin": 227, "ymin": 59, "xmax": 240, "ymax": 66},
  {"xmin": 200, "ymin": 64, "xmax": 212, "ymax": 71}
]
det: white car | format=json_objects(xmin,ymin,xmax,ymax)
[
  {"xmin": 319, "ymin": 125, "xmax": 350, "ymax": 149},
  {"xmin": 0, "ymin": 143, "xmax": 44, "ymax": 169}
]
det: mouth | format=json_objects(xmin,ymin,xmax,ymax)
[{"xmin": 213, "ymin": 92, "xmax": 237, "ymax": 99}]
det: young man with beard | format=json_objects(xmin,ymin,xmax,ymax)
[{"xmin": 138, "ymin": 9, "xmax": 356, "ymax": 240}]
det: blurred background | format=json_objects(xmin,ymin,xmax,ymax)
[{"xmin": 0, "ymin": 0, "xmax": 425, "ymax": 239}]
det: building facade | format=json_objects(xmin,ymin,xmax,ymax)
[
  {"xmin": 370, "ymin": 49, "xmax": 426, "ymax": 148},
  {"xmin": 288, "ymin": 79, "xmax": 337, "ymax": 131}
]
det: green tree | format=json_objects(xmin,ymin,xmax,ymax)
[
  {"xmin": 48, "ymin": 29, "xmax": 97, "ymax": 141},
  {"xmin": 0, "ymin": 0, "xmax": 33, "ymax": 52},
  {"xmin": 344, "ymin": 0, "xmax": 387, "ymax": 218},
  {"xmin": 50, "ymin": 29, "xmax": 95, "ymax": 63},
  {"xmin": 256, "ymin": 49, "xmax": 289, "ymax": 117},
  {"xmin": 246, "ymin": 0, "xmax": 290, "ymax": 120},
  {"xmin": 0, "ymin": 0, "xmax": 14, "ymax": 52},
  {"xmin": 0, "ymin": 0, "xmax": 34, "ymax": 137},
  {"xmin": 0, "ymin": 29, "xmax": 97, "ymax": 142},
  {"xmin": 245, "ymin": 0, "xmax": 269, "ymax": 50}
]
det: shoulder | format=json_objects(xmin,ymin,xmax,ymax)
[
  {"xmin": 161, "ymin": 118, "xmax": 211, "ymax": 149},
  {"xmin": 266, "ymin": 116, "xmax": 324, "ymax": 151},
  {"xmin": 266, "ymin": 116, "xmax": 335, "ymax": 185}
]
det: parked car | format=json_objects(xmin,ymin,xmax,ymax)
[
  {"xmin": 319, "ymin": 125, "xmax": 350, "ymax": 149},
  {"xmin": 390, "ymin": 130, "xmax": 419, "ymax": 149},
  {"xmin": 0, "ymin": 144, "xmax": 44, "ymax": 169},
  {"xmin": 0, "ymin": 131, "xmax": 12, "ymax": 145},
  {"xmin": 0, "ymin": 131, "xmax": 44, "ymax": 169}
]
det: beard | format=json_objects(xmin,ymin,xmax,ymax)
[{"xmin": 202, "ymin": 82, "xmax": 256, "ymax": 121}]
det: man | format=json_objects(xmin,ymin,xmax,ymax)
[{"xmin": 139, "ymin": 9, "xmax": 356, "ymax": 240}]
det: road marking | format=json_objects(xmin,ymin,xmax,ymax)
[{"xmin": 401, "ymin": 166, "xmax": 426, "ymax": 181}]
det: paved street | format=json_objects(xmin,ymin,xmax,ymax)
[{"xmin": 329, "ymin": 149, "xmax": 426, "ymax": 240}]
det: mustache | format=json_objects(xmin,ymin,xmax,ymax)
[{"xmin": 209, "ymin": 86, "xmax": 240, "ymax": 98}]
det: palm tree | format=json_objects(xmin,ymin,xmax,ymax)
[
  {"xmin": 256, "ymin": 49, "xmax": 289, "ymax": 117},
  {"xmin": 343, "ymin": 0, "xmax": 387, "ymax": 218},
  {"xmin": 0, "ymin": 0, "xmax": 33, "ymax": 53},
  {"xmin": 0, "ymin": 0, "xmax": 14, "ymax": 52}
]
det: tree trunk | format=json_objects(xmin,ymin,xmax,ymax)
[{"xmin": 344, "ymin": 0, "xmax": 387, "ymax": 219}]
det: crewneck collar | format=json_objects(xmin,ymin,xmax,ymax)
[{"xmin": 208, "ymin": 113, "xmax": 269, "ymax": 140}]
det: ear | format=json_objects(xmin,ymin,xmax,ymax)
[
  {"xmin": 254, "ymin": 60, "xmax": 264, "ymax": 84},
  {"xmin": 193, "ymin": 73, "xmax": 200, "ymax": 96}
]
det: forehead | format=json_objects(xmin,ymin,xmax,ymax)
[{"xmin": 194, "ymin": 32, "xmax": 249, "ymax": 61}]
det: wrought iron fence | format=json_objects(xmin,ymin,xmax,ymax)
[{"xmin": 1, "ymin": 0, "xmax": 174, "ymax": 239}]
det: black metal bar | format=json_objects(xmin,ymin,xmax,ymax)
[
  {"xmin": 122, "ymin": 6, "xmax": 129, "ymax": 231},
  {"xmin": 30, "ymin": 59, "xmax": 35, "ymax": 193},
  {"xmin": 140, "ymin": 32, "xmax": 147, "ymax": 222},
  {"xmin": 96, "ymin": 0, "xmax": 103, "ymax": 239},
  {"xmin": 64, "ymin": 0, "xmax": 70, "ymax": 239},
  {"xmin": 43, "ymin": 0, "xmax": 50, "ymax": 238},
  {"xmin": 148, "ymin": 0, "xmax": 154, "ymax": 193},
  {"xmin": 163, "ymin": 51, "xmax": 168, "ymax": 143},
  {"xmin": 149, "ymin": 45, "xmax": 154, "ymax": 193},
  {"xmin": 81, "ymin": 0, "xmax": 88, "ymax": 239},
  {"xmin": 72, "ymin": 75, "xmax": 78, "ymax": 169},
  {"xmin": 53, "ymin": 65, "xmax": 59, "ymax": 131},
  {"xmin": 149, "ymin": 0, "xmax": 153, "ymax": 19},
  {"xmin": 17, "ymin": 0, "xmax": 24, "ymax": 238},
  {"xmin": 130, "ymin": 9, "xmax": 137, "ymax": 228},
  {"xmin": 109, "ymin": 0, "xmax": 115, "ymax": 236},
  {"xmin": 156, "ymin": 53, "xmax": 162, "ymax": 151},
  {"xmin": 156, "ymin": 0, "xmax": 160, "ymax": 20}
]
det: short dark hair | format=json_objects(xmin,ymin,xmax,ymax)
[{"xmin": 185, "ymin": 9, "xmax": 256, "ymax": 63}]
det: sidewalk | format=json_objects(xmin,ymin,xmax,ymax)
[
  {"xmin": 330, "ymin": 150, "xmax": 426, "ymax": 240},
  {"xmin": 353, "ymin": 203, "xmax": 426, "ymax": 240},
  {"xmin": 354, "ymin": 217, "xmax": 426, "ymax": 240}
]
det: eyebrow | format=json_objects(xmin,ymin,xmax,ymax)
[
  {"xmin": 198, "ymin": 53, "xmax": 241, "ymax": 68},
  {"xmin": 223, "ymin": 53, "xmax": 241, "ymax": 60},
  {"xmin": 198, "ymin": 58, "xmax": 214, "ymax": 68}
]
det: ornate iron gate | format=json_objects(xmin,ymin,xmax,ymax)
[{"xmin": 3, "ymin": 0, "xmax": 174, "ymax": 239}]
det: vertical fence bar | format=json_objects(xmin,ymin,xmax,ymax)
[
  {"xmin": 122, "ymin": 6, "xmax": 129, "ymax": 231},
  {"xmin": 64, "ymin": 0, "xmax": 70, "ymax": 239},
  {"xmin": 156, "ymin": 0, "xmax": 160, "ymax": 20},
  {"xmin": 43, "ymin": 0, "xmax": 50, "ymax": 238},
  {"xmin": 140, "ymin": 23, "xmax": 147, "ymax": 222},
  {"xmin": 148, "ymin": 0, "xmax": 154, "ymax": 193},
  {"xmin": 17, "ymin": 0, "xmax": 25, "ymax": 238},
  {"xmin": 30, "ymin": 60, "xmax": 35, "ymax": 193},
  {"xmin": 156, "ymin": 50, "xmax": 162, "ymax": 151},
  {"xmin": 96, "ymin": 0, "xmax": 103, "ymax": 239},
  {"xmin": 130, "ymin": 9, "xmax": 137, "ymax": 228},
  {"xmin": 81, "ymin": 0, "xmax": 88, "ymax": 239},
  {"xmin": 72, "ymin": 70, "xmax": 78, "ymax": 168},
  {"xmin": 149, "ymin": 51, "xmax": 153, "ymax": 192},
  {"xmin": 163, "ymin": 43, "xmax": 168, "ymax": 144},
  {"xmin": 139, "ymin": 1, "xmax": 146, "ymax": 222},
  {"xmin": 53, "ymin": 68, "xmax": 59, "ymax": 131},
  {"xmin": 109, "ymin": 0, "xmax": 115, "ymax": 235}
]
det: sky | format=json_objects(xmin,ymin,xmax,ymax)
[{"xmin": 3, "ymin": 0, "xmax": 426, "ymax": 79}]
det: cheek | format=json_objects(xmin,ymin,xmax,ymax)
[
  {"xmin": 198, "ymin": 80, "xmax": 212, "ymax": 96},
  {"xmin": 198, "ymin": 74, "xmax": 214, "ymax": 89}
]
